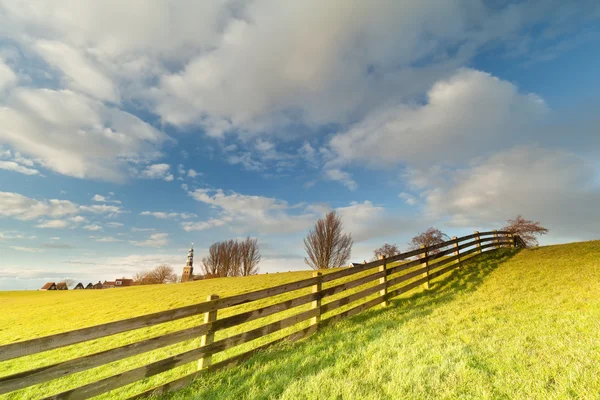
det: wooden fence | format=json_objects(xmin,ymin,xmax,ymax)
[{"xmin": 0, "ymin": 230, "xmax": 520, "ymax": 399}]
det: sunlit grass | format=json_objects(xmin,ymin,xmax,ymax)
[
  {"xmin": 161, "ymin": 241, "xmax": 600, "ymax": 400},
  {"xmin": 3, "ymin": 241, "xmax": 599, "ymax": 399}
]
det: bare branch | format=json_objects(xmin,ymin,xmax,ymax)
[{"xmin": 304, "ymin": 211, "xmax": 353, "ymax": 270}]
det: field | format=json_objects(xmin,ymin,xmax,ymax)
[{"xmin": 2, "ymin": 241, "xmax": 600, "ymax": 399}]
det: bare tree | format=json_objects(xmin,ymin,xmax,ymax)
[
  {"xmin": 240, "ymin": 237, "xmax": 261, "ymax": 276},
  {"xmin": 408, "ymin": 227, "xmax": 450, "ymax": 257},
  {"xmin": 373, "ymin": 243, "xmax": 400, "ymax": 260},
  {"xmin": 201, "ymin": 242, "xmax": 222, "ymax": 277},
  {"xmin": 133, "ymin": 271, "xmax": 152, "ymax": 285},
  {"xmin": 202, "ymin": 239, "xmax": 257, "ymax": 278},
  {"xmin": 150, "ymin": 265, "xmax": 177, "ymax": 284},
  {"xmin": 134, "ymin": 265, "xmax": 177, "ymax": 285},
  {"xmin": 503, "ymin": 215, "xmax": 549, "ymax": 247},
  {"xmin": 304, "ymin": 211, "xmax": 353, "ymax": 270}
]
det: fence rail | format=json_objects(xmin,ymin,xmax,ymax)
[{"xmin": 0, "ymin": 230, "xmax": 521, "ymax": 399}]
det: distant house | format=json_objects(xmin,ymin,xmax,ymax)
[
  {"xmin": 115, "ymin": 278, "xmax": 133, "ymax": 287},
  {"xmin": 85, "ymin": 283, "xmax": 94, "ymax": 289},
  {"xmin": 55, "ymin": 282, "xmax": 68, "ymax": 290},
  {"xmin": 40, "ymin": 282, "xmax": 57, "ymax": 291},
  {"xmin": 103, "ymin": 281, "xmax": 116, "ymax": 289},
  {"xmin": 73, "ymin": 282, "xmax": 85, "ymax": 290},
  {"xmin": 93, "ymin": 281, "xmax": 103, "ymax": 289}
]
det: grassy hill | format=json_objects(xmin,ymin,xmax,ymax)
[
  {"xmin": 1, "ymin": 241, "xmax": 599, "ymax": 399},
  {"xmin": 163, "ymin": 240, "xmax": 600, "ymax": 399}
]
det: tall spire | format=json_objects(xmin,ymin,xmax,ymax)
[
  {"xmin": 186, "ymin": 243, "xmax": 194, "ymax": 267},
  {"xmin": 182, "ymin": 243, "xmax": 194, "ymax": 283}
]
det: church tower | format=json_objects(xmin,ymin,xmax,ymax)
[{"xmin": 181, "ymin": 245, "xmax": 194, "ymax": 282}]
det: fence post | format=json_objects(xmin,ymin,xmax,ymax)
[
  {"xmin": 378, "ymin": 255, "xmax": 389, "ymax": 307},
  {"xmin": 421, "ymin": 245, "xmax": 430, "ymax": 289},
  {"xmin": 310, "ymin": 272, "xmax": 322, "ymax": 330},
  {"xmin": 475, "ymin": 231, "xmax": 482, "ymax": 254},
  {"xmin": 198, "ymin": 294, "xmax": 219, "ymax": 370},
  {"xmin": 493, "ymin": 230, "xmax": 499, "ymax": 248},
  {"xmin": 452, "ymin": 236, "xmax": 461, "ymax": 268}
]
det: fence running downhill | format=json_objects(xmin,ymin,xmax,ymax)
[{"xmin": 0, "ymin": 230, "xmax": 522, "ymax": 399}]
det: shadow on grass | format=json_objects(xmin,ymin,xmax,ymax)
[{"xmin": 162, "ymin": 249, "xmax": 519, "ymax": 400}]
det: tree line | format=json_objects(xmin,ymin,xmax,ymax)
[{"xmin": 133, "ymin": 212, "xmax": 547, "ymax": 284}]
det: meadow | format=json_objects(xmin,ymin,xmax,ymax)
[
  {"xmin": 161, "ymin": 240, "xmax": 600, "ymax": 400},
  {"xmin": 1, "ymin": 241, "xmax": 599, "ymax": 399}
]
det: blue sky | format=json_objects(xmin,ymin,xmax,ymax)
[{"xmin": 1, "ymin": 1, "xmax": 599, "ymax": 290}]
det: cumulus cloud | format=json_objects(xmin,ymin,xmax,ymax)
[
  {"xmin": 130, "ymin": 232, "xmax": 170, "ymax": 247},
  {"xmin": 140, "ymin": 211, "xmax": 197, "ymax": 220},
  {"xmin": 9, "ymin": 246, "xmax": 44, "ymax": 253},
  {"xmin": 92, "ymin": 194, "xmax": 122, "ymax": 204},
  {"xmin": 325, "ymin": 169, "xmax": 357, "ymax": 191},
  {"xmin": 136, "ymin": 163, "xmax": 174, "ymax": 181},
  {"xmin": 186, "ymin": 188, "xmax": 316, "ymax": 234},
  {"xmin": 0, "ymin": 88, "xmax": 170, "ymax": 181},
  {"xmin": 329, "ymin": 69, "xmax": 547, "ymax": 168},
  {"xmin": 0, "ymin": 58, "xmax": 17, "ymax": 92},
  {"xmin": 34, "ymin": 40, "xmax": 120, "ymax": 102},
  {"xmin": 0, "ymin": 160, "xmax": 40, "ymax": 175},
  {"xmin": 410, "ymin": 145, "xmax": 600, "ymax": 239},
  {"xmin": 37, "ymin": 219, "xmax": 71, "ymax": 229},
  {"xmin": 0, "ymin": 192, "xmax": 78, "ymax": 220},
  {"xmin": 83, "ymin": 224, "xmax": 102, "ymax": 231},
  {"xmin": 79, "ymin": 204, "xmax": 123, "ymax": 214}
]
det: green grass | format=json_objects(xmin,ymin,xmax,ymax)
[
  {"xmin": 160, "ymin": 241, "xmax": 600, "ymax": 400},
  {"xmin": 2, "ymin": 241, "xmax": 600, "ymax": 399}
]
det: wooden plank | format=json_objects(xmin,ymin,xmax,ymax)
[
  {"xmin": 0, "ymin": 275, "xmax": 320, "ymax": 362},
  {"xmin": 198, "ymin": 294, "xmax": 219, "ymax": 370},
  {"xmin": 379, "ymin": 258, "xmax": 389, "ymax": 307},
  {"xmin": 387, "ymin": 266, "xmax": 429, "ymax": 288},
  {"xmin": 322, "ymin": 270, "xmax": 385, "ymax": 296},
  {"xmin": 388, "ymin": 275, "xmax": 430, "ymax": 299},
  {"xmin": 0, "ymin": 323, "xmax": 209, "ymax": 395},
  {"xmin": 321, "ymin": 261, "xmax": 380, "ymax": 283},
  {"xmin": 321, "ymin": 282, "xmax": 386, "ymax": 314},
  {"xmin": 386, "ymin": 236, "xmax": 499, "ymax": 276},
  {"xmin": 42, "ymin": 307, "xmax": 320, "ymax": 400},
  {"xmin": 324, "ymin": 295, "xmax": 386, "ymax": 325},
  {"xmin": 310, "ymin": 272, "xmax": 322, "ymax": 327},
  {"xmin": 127, "ymin": 325, "xmax": 316, "ymax": 400}
]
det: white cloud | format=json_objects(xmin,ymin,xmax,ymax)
[
  {"xmin": 0, "ymin": 58, "xmax": 17, "ymax": 92},
  {"xmin": 140, "ymin": 211, "xmax": 197, "ymax": 220},
  {"xmin": 187, "ymin": 169, "xmax": 200, "ymax": 178},
  {"xmin": 90, "ymin": 236, "xmax": 122, "ymax": 243},
  {"xmin": 399, "ymin": 192, "xmax": 419, "ymax": 206},
  {"xmin": 329, "ymin": 69, "xmax": 547, "ymax": 168},
  {"xmin": 37, "ymin": 219, "xmax": 70, "ymax": 229},
  {"xmin": 131, "ymin": 232, "xmax": 169, "ymax": 247},
  {"xmin": 0, "ymin": 88, "xmax": 170, "ymax": 181},
  {"xmin": 0, "ymin": 161, "xmax": 40, "ymax": 175},
  {"xmin": 9, "ymin": 246, "xmax": 44, "ymax": 253},
  {"xmin": 92, "ymin": 194, "xmax": 122, "ymax": 204},
  {"xmin": 106, "ymin": 222, "xmax": 124, "ymax": 228},
  {"xmin": 412, "ymin": 145, "xmax": 600, "ymax": 239},
  {"xmin": 182, "ymin": 218, "xmax": 229, "ymax": 232},
  {"xmin": 79, "ymin": 204, "xmax": 123, "ymax": 214},
  {"xmin": 0, "ymin": 192, "xmax": 78, "ymax": 220},
  {"xmin": 136, "ymin": 163, "xmax": 174, "ymax": 181},
  {"xmin": 187, "ymin": 188, "xmax": 316, "ymax": 234},
  {"xmin": 83, "ymin": 224, "xmax": 102, "ymax": 231},
  {"xmin": 69, "ymin": 216, "xmax": 87, "ymax": 224},
  {"xmin": 34, "ymin": 40, "xmax": 120, "ymax": 102},
  {"xmin": 325, "ymin": 169, "xmax": 357, "ymax": 191}
]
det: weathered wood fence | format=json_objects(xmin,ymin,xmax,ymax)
[{"xmin": 0, "ymin": 231, "xmax": 520, "ymax": 399}]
